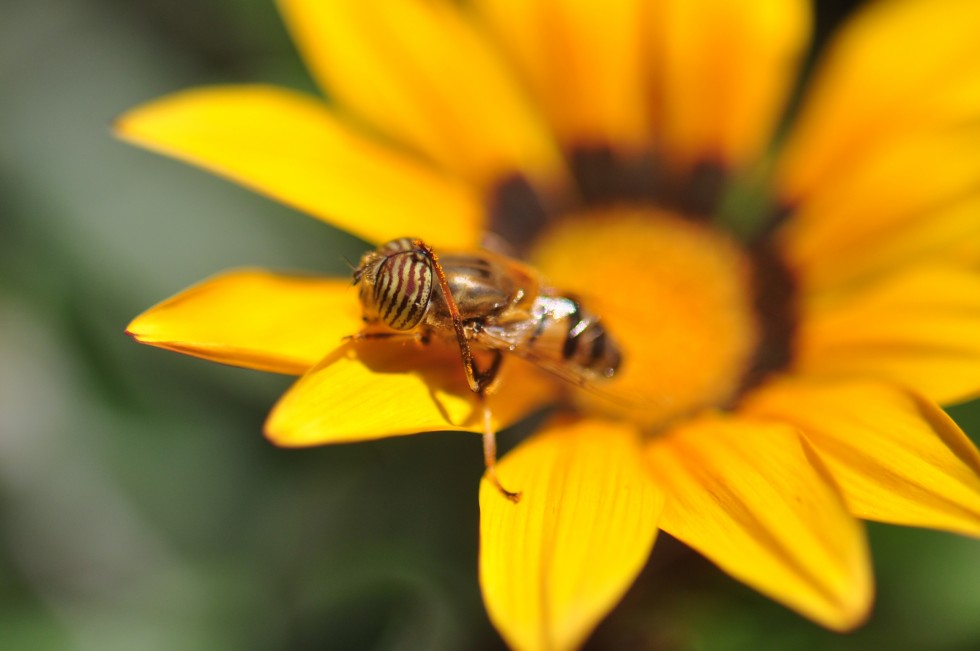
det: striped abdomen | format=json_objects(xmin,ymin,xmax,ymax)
[
  {"xmin": 539, "ymin": 296, "xmax": 621, "ymax": 378},
  {"xmin": 481, "ymin": 295, "xmax": 622, "ymax": 379}
]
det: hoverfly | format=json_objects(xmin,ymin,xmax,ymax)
[{"xmin": 351, "ymin": 238, "xmax": 622, "ymax": 502}]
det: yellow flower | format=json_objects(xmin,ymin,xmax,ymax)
[{"xmin": 118, "ymin": 0, "xmax": 980, "ymax": 649}]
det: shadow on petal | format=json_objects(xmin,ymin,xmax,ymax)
[{"xmin": 266, "ymin": 338, "xmax": 555, "ymax": 446}]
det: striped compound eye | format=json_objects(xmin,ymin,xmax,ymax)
[{"xmin": 372, "ymin": 244, "xmax": 435, "ymax": 330}]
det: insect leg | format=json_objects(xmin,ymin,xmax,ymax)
[
  {"xmin": 475, "ymin": 350, "xmax": 518, "ymax": 501},
  {"xmin": 413, "ymin": 240, "xmax": 484, "ymax": 394},
  {"xmin": 414, "ymin": 239, "xmax": 520, "ymax": 502},
  {"xmin": 482, "ymin": 401, "xmax": 521, "ymax": 503},
  {"xmin": 344, "ymin": 329, "xmax": 430, "ymax": 345}
]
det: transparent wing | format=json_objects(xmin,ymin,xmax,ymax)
[{"xmin": 473, "ymin": 328, "xmax": 664, "ymax": 412}]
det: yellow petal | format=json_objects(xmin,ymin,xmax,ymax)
[
  {"xmin": 778, "ymin": 0, "xmax": 980, "ymax": 201},
  {"xmin": 743, "ymin": 378, "xmax": 980, "ymax": 537},
  {"xmin": 653, "ymin": 0, "xmax": 811, "ymax": 169},
  {"xmin": 265, "ymin": 340, "xmax": 555, "ymax": 445},
  {"xmin": 953, "ymin": 232, "xmax": 980, "ymax": 268},
  {"xmin": 798, "ymin": 266, "xmax": 980, "ymax": 404},
  {"xmin": 784, "ymin": 184, "xmax": 980, "ymax": 294},
  {"xmin": 277, "ymin": 0, "xmax": 562, "ymax": 186},
  {"xmin": 473, "ymin": 0, "xmax": 650, "ymax": 150},
  {"xmin": 646, "ymin": 415, "xmax": 872, "ymax": 631},
  {"xmin": 779, "ymin": 126, "xmax": 980, "ymax": 293},
  {"xmin": 480, "ymin": 417, "xmax": 662, "ymax": 651},
  {"xmin": 127, "ymin": 270, "xmax": 359, "ymax": 374},
  {"xmin": 115, "ymin": 85, "xmax": 482, "ymax": 248}
]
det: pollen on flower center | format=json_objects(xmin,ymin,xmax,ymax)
[{"xmin": 529, "ymin": 209, "xmax": 772, "ymax": 428}]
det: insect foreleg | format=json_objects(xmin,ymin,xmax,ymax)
[
  {"xmin": 414, "ymin": 239, "xmax": 484, "ymax": 393},
  {"xmin": 414, "ymin": 239, "xmax": 520, "ymax": 503}
]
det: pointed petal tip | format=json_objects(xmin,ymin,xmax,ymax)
[
  {"xmin": 110, "ymin": 97, "xmax": 160, "ymax": 140},
  {"xmin": 804, "ymin": 547, "xmax": 874, "ymax": 632},
  {"xmin": 124, "ymin": 316, "xmax": 162, "ymax": 346},
  {"xmin": 111, "ymin": 92, "xmax": 180, "ymax": 142},
  {"xmin": 108, "ymin": 113, "xmax": 126, "ymax": 138},
  {"xmin": 262, "ymin": 415, "xmax": 302, "ymax": 449},
  {"xmin": 827, "ymin": 592, "xmax": 874, "ymax": 633},
  {"xmin": 123, "ymin": 326, "xmax": 153, "ymax": 346},
  {"xmin": 125, "ymin": 312, "xmax": 152, "ymax": 341},
  {"xmin": 110, "ymin": 95, "xmax": 157, "ymax": 138}
]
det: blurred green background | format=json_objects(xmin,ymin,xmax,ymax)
[{"xmin": 2, "ymin": 0, "xmax": 980, "ymax": 649}]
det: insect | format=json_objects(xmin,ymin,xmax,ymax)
[{"xmin": 351, "ymin": 237, "xmax": 622, "ymax": 502}]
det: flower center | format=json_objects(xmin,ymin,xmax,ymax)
[{"xmin": 529, "ymin": 208, "xmax": 771, "ymax": 429}]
